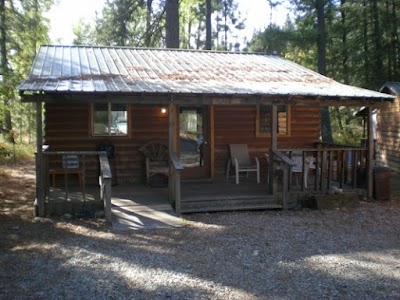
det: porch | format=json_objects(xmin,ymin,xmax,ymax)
[{"xmin": 39, "ymin": 144, "xmax": 370, "ymax": 223}]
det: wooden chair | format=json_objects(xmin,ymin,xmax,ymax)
[
  {"xmin": 49, "ymin": 154, "xmax": 83, "ymax": 187},
  {"xmin": 139, "ymin": 141, "xmax": 169, "ymax": 185},
  {"xmin": 226, "ymin": 144, "xmax": 260, "ymax": 184}
]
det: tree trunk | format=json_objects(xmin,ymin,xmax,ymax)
[
  {"xmin": 145, "ymin": 0, "xmax": 153, "ymax": 47},
  {"xmin": 166, "ymin": 0, "xmax": 179, "ymax": 48},
  {"xmin": 340, "ymin": 0, "xmax": 349, "ymax": 84},
  {"xmin": 0, "ymin": 0, "xmax": 11, "ymax": 132},
  {"xmin": 316, "ymin": 0, "xmax": 333, "ymax": 144},
  {"xmin": 205, "ymin": 0, "xmax": 212, "ymax": 50},
  {"xmin": 372, "ymin": 0, "xmax": 383, "ymax": 87}
]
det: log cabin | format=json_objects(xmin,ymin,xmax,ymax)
[{"xmin": 18, "ymin": 45, "xmax": 394, "ymax": 221}]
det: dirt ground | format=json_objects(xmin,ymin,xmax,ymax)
[
  {"xmin": 1, "ymin": 163, "xmax": 399, "ymax": 300},
  {"xmin": 0, "ymin": 162, "xmax": 109, "ymax": 238}
]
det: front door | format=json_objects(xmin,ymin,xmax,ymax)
[{"xmin": 179, "ymin": 106, "xmax": 211, "ymax": 180}]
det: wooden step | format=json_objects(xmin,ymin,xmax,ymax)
[{"xmin": 180, "ymin": 197, "xmax": 282, "ymax": 213}]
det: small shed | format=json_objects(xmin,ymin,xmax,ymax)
[{"xmin": 376, "ymin": 82, "xmax": 400, "ymax": 171}]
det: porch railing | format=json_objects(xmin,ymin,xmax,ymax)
[
  {"xmin": 168, "ymin": 151, "xmax": 184, "ymax": 215},
  {"xmin": 271, "ymin": 146, "xmax": 369, "ymax": 208},
  {"xmin": 41, "ymin": 150, "xmax": 112, "ymax": 223}
]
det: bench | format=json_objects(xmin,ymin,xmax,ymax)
[
  {"xmin": 139, "ymin": 141, "xmax": 169, "ymax": 185},
  {"xmin": 48, "ymin": 169, "xmax": 83, "ymax": 187},
  {"xmin": 48, "ymin": 154, "xmax": 83, "ymax": 187}
]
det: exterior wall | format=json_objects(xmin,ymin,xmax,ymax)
[
  {"xmin": 213, "ymin": 105, "xmax": 321, "ymax": 177},
  {"xmin": 45, "ymin": 103, "xmax": 168, "ymax": 184},
  {"xmin": 376, "ymin": 96, "xmax": 400, "ymax": 172},
  {"xmin": 45, "ymin": 101, "xmax": 321, "ymax": 183}
]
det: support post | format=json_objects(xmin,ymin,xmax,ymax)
[
  {"xmin": 35, "ymin": 101, "xmax": 44, "ymax": 217},
  {"xmin": 271, "ymin": 104, "xmax": 278, "ymax": 194},
  {"xmin": 367, "ymin": 107, "xmax": 374, "ymax": 198}
]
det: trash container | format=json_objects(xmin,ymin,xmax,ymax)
[{"xmin": 373, "ymin": 167, "xmax": 391, "ymax": 200}]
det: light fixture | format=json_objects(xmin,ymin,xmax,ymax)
[{"xmin": 161, "ymin": 107, "xmax": 167, "ymax": 114}]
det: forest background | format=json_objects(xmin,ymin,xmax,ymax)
[{"xmin": 0, "ymin": 0, "xmax": 399, "ymax": 153}]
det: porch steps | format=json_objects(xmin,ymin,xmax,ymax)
[{"xmin": 180, "ymin": 195, "xmax": 282, "ymax": 213}]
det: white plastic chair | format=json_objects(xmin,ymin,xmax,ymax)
[
  {"xmin": 291, "ymin": 155, "xmax": 310, "ymax": 188},
  {"xmin": 226, "ymin": 144, "xmax": 260, "ymax": 184}
]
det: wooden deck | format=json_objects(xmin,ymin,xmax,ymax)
[{"xmin": 44, "ymin": 177, "xmax": 281, "ymax": 216}]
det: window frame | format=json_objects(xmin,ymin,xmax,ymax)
[
  {"xmin": 91, "ymin": 103, "xmax": 129, "ymax": 137},
  {"xmin": 256, "ymin": 104, "xmax": 291, "ymax": 137}
]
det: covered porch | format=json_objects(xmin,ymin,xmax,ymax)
[{"xmin": 38, "ymin": 142, "xmax": 370, "ymax": 223}]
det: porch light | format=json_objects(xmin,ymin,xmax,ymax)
[{"xmin": 161, "ymin": 107, "xmax": 167, "ymax": 114}]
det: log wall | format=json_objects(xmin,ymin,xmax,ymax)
[
  {"xmin": 45, "ymin": 101, "xmax": 320, "ymax": 183},
  {"xmin": 213, "ymin": 105, "xmax": 321, "ymax": 177},
  {"xmin": 45, "ymin": 103, "xmax": 169, "ymax": 184}
]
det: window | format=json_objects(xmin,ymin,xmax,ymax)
[
  {"xmin": 256, "ymin": 104, "xmax": 290, "ymax": 137},
  {"xmin": 92, "ymin": 103, "xmax": 128, "ymax": 136}
]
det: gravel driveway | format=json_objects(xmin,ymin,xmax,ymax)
[{"xmin": 1, "ymin": 199, "xmax": 400, "ymax": 300}]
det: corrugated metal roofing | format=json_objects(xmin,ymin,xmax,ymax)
[
  {"xmin": 380, "ymin": 82, "xmax": 400, "ymax": 96},
  {"xmin": 18, "ymin": 45, "xmax": 394, "ymax": 100}
]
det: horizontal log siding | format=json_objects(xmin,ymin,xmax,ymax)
[
  {"xmin": 213, "ymin": 105, "xmax": 320, "ymax": 177},
  {"xmin": 45, "ymin": 102, "xmax": 320, "ymax": 183},
  {"xmin": 376, "ymin": 97, "xmax": 400, "ymax": 171},
  {"xmin": 45, "ymin": 103, "xmax": 168, "ymax": 184}
]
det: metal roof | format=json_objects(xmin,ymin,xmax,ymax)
[
  {"xmin": 18, "ymin": 45, "xmax": 394, "ymax": 101},
  {"xmin": 380, "ymin": 82, "xmax": 400, "ymax": 96}
]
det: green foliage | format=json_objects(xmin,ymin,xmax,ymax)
[
  {"xmin": 0, "ymin": 0, "xmax": 52, "ymax": 142},
  {"xmin": 73, "ymin": 0, "xmax": 245, "ymax": 50},
  {"xmin": 0, "ymin": 140, "xmax": 35, "ymax": 165}
]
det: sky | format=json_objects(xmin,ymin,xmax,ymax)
[{"xmin": 46, "ymin": 0, "xmax": 289, "ymax": 45}]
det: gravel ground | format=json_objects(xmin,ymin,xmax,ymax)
[
  {"xmin": 1, "ymin": 164, "xmax": 400, "ymax": 300},
  {"xmin": 1, "ymin": 201, "xmax": 399, "ymax": 300}
]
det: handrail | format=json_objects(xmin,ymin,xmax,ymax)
[
  {"xmin": 169, "ymin": 151, "xmax": 184, "ymax": 170},
  {"xmin": 168, "ymin": 151, "xmax": 183, "ymax": 215},
  {"xmin": 279, "ymin": 146, "xmax": 368, "ymax": 152},
  {"xmin": 272, "ymin": 149, "xmax": 297, "ymax": 167}
]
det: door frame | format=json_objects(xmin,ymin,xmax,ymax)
[{"xmin": 177, "ymin": 104, "xmax": 214, "ymax": 181}]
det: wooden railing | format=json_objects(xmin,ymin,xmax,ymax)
[
  {"xmin": 41, "ymin": 151, "xmax": 112, "ymax": 223},
  {"xmin": 276, "ymin": 146, "xmax": 369, "ymax": 195},
  {"xmin": 168, "ymin": 151, "xmax": 184, "ymax": 215}
]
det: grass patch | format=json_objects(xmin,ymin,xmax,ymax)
[{"xmin": 0, "ymin": 141, "xmax": 35, "ymax": 166}]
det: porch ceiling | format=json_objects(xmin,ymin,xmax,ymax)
[{"xmin": 18, "ymin": 45, "xmax": 394, "ymax": 103}]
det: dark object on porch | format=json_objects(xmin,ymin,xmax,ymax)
[
  {"xmin": 97, "ymin": 140, "xmax": 118, "ymax": 185},
  {"xmin": 373, "ymin": 167, "xmax": 391, "ymax": 200},
  {"xmin": 226, "ymin": 144, "xmax": 260, "ymax": 184},
  {"xmin": 139, "ymin": 140, "xmax": 169, "ymax": 185},
  {"xmin": 48, "ymin": 154, "xmax": 83, "ymax": 187}
]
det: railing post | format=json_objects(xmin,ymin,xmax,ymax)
[
  {"xmin": 321, "ymin": 150, "xmax": 327, "ymax": 193},
  {"xmin": 103, "ymin": 177, "xmax": 112, "ymax": 224},
  {"xmin": 169, "ymin": 166, "xmax": 175, "ymax": 206},
  {"xmin": 168, "ymin": 152, "xmax": 183, "ymax": 215},
  {"xmin": 99, "ymin": 153, "xmax": 112, "ymax": 224},
  {"xmin": 282, "ymin": 165, "xmax": 289, "ymax": 210},
  {"xmin": 174, "ymin": 171, "xmax": 181, "ymax": 215}
]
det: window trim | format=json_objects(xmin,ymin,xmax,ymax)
[
  {"xmin": 256, "ymin": 104, "xmax": 291, "ymax": 137},
  {"xmin": 91, "ymin": 103, "xmax": 129, "ymax": 137}
]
